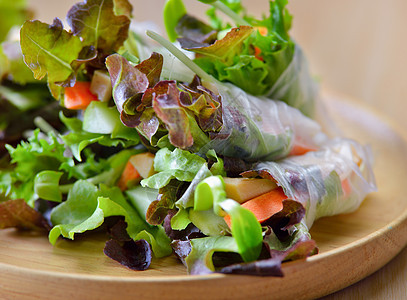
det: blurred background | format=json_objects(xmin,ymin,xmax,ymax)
[{"xmin": 27, "ymin": 0, "xmax": 407, "ymax": 130}]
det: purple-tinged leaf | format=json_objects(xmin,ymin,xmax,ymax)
[
  {"xmin": 73, "ymin": 45, "xmax": 98, "ymax": 66},
  {"xmin": 194, "ymin": 87, "xmax": 223, "ymax": 132},
  {"xmin": 178, "ymin": 76, "xmax": 223, "ymax": 128},
  {"xmin": 135, "ymin": 52, "xmax": 163, "ymax": 88},
  {"xmin": 164, "ymin": 210, "xmax": 204, "ymax": 241},
  {"xmin": 0, "ymin": 199, "xmax": 50, "ymax": 231},
  {"xmin": 146, "ymin": 199, "xmax": 170, "ymax": 226},
  {"xmin": 145, "ymin": 180, "xmax": 184, "ymax": 225},
  {"xmin": 171, "ymin": 239, "xmax": 192, "ymax": 266},
  {"xmin": 67, "ymin": 0, "xmax": 131, "ymax": 53},
  {"xmin": 265, "ymin": 223, "xmax": 318, "ymax": 265},
  {"xmin": 179, "ymin": 93, "xmax": 207, "ymax": 115},
  {"xmin": 113, "ymin": 0, "xmax": 132, "ymax": 17},
  {"xmin": 106, "ymin": 53, "xmax": 167, "ymax": 130},
  {"xmin": 136, "ymin": 108, "xmax": 160, "ymax": 142},
  {"xmin": 282, "ymin": 239, "xmax": 318, "ymax": 261},
  {"xmin": 106, "ymin": 54, "xmax": 149, "ymax": 114},
  {"xmin": 241, "ymin": 168, "xmax": 278, "ymax": 182},
  {"xmin": 175, "ymin": 14, "xmax": 218, "ymax": 45},
  {"xmin": 223, "ymin": 157, "xmax": 252, "ymax": 177},
  {"xmin": 107, "ymin": 218, "xmax": 131, "ymax": 241},
  {"xmin": 139, "ymin": 80, "xmax": 173, "ymax": 112},
  {"xmin": 104, "ymin": 238, "xmax": 152, "ymax": 270},
  {"xmin": 153, "ymin": 82, "xmax": 194, "ymax": 149},
  {"xmin": 263, "ymin": 199, "xmax": 305, "ymax": 241},
  {"xmin": 219, "ymin": 255, "xmax": 284, "ymax": 277},
  {"xmin": 120, "ymin": 110, "xmax": 143, "ymax": 127}
]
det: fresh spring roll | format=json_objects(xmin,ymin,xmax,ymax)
[
  {"xmin": 242, "ymin": 138, "xmax": 377, "ymax": 228},
  {"xmin": 165, "ymin": 138, "xmax": 376, "ymax": 276},
  {"xmin": 106, "ymin": 52, "xmax": 327, "ymax": 162}
]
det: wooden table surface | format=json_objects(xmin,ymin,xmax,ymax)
[{"xmin": 25, "ymin": 1, "xmax": 407, "ymax": 298}]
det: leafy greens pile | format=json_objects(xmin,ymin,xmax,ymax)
[
  {"xmin": 0, "ymin": 0, "xmax": 376, "ymax": 276},
  {"xmin": 164, "ymin": 0, "xmax": 318, "ymax": 117}
]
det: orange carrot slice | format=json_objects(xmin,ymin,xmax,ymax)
[
  {"xmin": 341, "ymin": 178, "xmax": 352, "ymax": 197},
  {"xmin": 224, "ymin": 187, "xmax": 288, "ymax": 227},
  {"xmin": 289, "ymin": 143, "xmax": 317, "ymax": 156},
  {"xmin": 64, "ymin": 81, "xmax": 98, "ymax": 110},
  {"xmin": 256, "ymin": 26, "xmax": 268, "ymax": 36},
  {"xmin": 254, "ymin": 46, "xmax": 264, "ymax": 61},
  {"xmin": 117, "ymin": 160, "xmax": 141, "ymax": 191}
]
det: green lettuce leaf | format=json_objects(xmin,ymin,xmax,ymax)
[
  {"xmin": 206, "ymin": 149, "xmax": 226, "ymax": 176},
  {"xmin": 185, "ymin": 236, "xmax": 239, "ymax": 274},
  {"xmin": 4, "ymin": 129, "xmax": 74, "ymax": 205},
  {"xmin": 170, "ymin": 207, "xmax": 191, "ymax": 230},
  {"xmin": 163, "ymin": 0, "xmax": 187, "ymax": 42},
  {"xmin": 34, "ymin": 170, "xmax": 63, "ymax": 202},
  {"xmin": 20, "ymin": 18, "xmax": 82, "ymax": 84},
  {"xmin": 141, "ymin": 147, "xmax": 207, "ymax": 189},
  {"xmin": 188, "ymin": 208, "xmax": 228, "ymax": 236},
  {"xmin": 82, "ymin": 101, "xmax": 140, "ymax": 141},
  {"xmin": 60, "ymin": 110, "xmax": 139, "ymax": 161},
  {"xmin": 140, "ymin": 148, "xmax": 226, "ymax": 225},
  {"xmin": 49, "ymin": 181, "xmax": 172, "ymax": 257},
  {"xmin": 205, "ymin": 0, "xmax": 248, "ymax": 30}
]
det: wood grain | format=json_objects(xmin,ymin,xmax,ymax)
[{"xmin": 1, "ymin": 95, "xmax": 406, "ymax": 299}]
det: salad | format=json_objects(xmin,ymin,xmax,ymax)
[{"xmin": 0, "ymin": 0, "xmax": 376, "ymax": 276}]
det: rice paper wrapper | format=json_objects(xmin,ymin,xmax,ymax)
[
  {"xmin": 266, "ymin": 45, "xmax": 318, "ymax": 118},
  {"xmin": 245, "ymin": 138, "xmax": 377, "ymax": 228},
  {"xmin": 199, "ymin": 82, "xmax": 327, "ymax": 162}
]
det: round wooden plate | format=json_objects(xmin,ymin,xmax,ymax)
[{"xmin": 1, "ymin": 95, "xmax": 407, "ymax": 300}]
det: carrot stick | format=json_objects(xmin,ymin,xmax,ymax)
[
  {"xmin": 64, "ymin": 81, "xmax": 98, "ymax": 110},
  {"xmin": 289, "ymin": 143, "xmax": 317, "ymax": 156},
  {"xmin": 117, "ymin": 160, "xmax": 141, "ymax": 191},
  {"xmin": 341, "ymin": 178, "xmax": 352, "ymax": 197},
  {"xmin": 224, "ymin": 187, "xmax": 288, "ymax": 227}
]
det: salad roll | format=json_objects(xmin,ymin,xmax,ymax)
[{"xmin": 149, "ymin": 138, "xmax": 376, "ymax": 275}]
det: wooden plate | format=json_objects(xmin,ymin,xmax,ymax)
[{"xmin": 1, "ymin": 95, "xmax": 407, "ymax": 300}]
